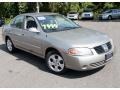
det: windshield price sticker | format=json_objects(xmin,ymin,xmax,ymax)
[
  {"xmin": 37, "ymin": 17, "xmax": 46, "ymax": 20},
  {"xmin": 41, "ymin": 24, "xmax": 58, "ymax": 30}
]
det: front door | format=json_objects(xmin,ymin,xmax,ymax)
[{"xmin": 21, "ymin": 16, "xmax": 43, "ymax": 55}]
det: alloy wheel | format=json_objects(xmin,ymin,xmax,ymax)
[
  {"xmin": 48, "ymin": 54, "xmax": 65, "ymax": 72},
  {"xmin": 6, "ymin": 39, "xmax": 13, "ymax": 52}
]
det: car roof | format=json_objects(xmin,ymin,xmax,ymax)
[{"xmin": 20, "ymin": 12, "xmax": 58, "ymax": 17}]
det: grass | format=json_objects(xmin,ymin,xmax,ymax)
[{"xmin": 5, "ymin": 18, "xmax": 12, "ymax": 24}]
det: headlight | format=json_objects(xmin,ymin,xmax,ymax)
[
  {"xmin": 67, "ymin": 48, "xmax": 93, "ymax": 56},
  {"xmin": 74, "ymin": 15, "xmax": 78, "ymax": 17}
]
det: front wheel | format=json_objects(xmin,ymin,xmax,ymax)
[
  {"xmin": 108, "ymin": 16, "xmax": 112, "ymax": 20},
  {"xmin": 46, "ymin": 51, "xmax": 67, "ymax": 74}
]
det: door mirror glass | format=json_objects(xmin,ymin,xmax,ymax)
[{"xmin": 28, "ymin": 27, "xmax": 40, "ymax": 33}]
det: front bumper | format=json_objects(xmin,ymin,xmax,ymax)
[
  {"xmin": 67, "ymin": 16, "xmax": 78, "ymax": 20},
  {"xmin": 99, "ymin": 15, "xmax": 108, "ymax": 20},
  {"xmin": 63, "ymin": 47, "xmax": 114, "ymax": 71}
]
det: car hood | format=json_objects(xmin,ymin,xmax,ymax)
[
  {"xmin": 68, "ymin": 14, "xmax": 78, "ymax": 16},
  {"xmin": 47, "ymin": 28, "xmax": 111, "ymax": 48},
  {"xmin": 82, "ymin": 12, "xmax": 93, "ymax": 14}
]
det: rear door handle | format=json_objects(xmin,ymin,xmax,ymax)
[{"xmin": 13, "ymin": 33, "xmax": 22, "ymax": 36}]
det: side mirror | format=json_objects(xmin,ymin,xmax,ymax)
[{"xmin": 28, "ymin": 27, "xmax": 40, "ymax": 33}]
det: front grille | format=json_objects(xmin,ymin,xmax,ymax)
[
  {"xmin": 106, "ymin": 42, "xmax": 112, "ymax": 49},
  {"xmin": 85, "ymin": 14, "xmax": 90, "ymax": 16},
  {"xmin": 69, "ymin": 15, "xmax": 74, "ymax": 17},
  {"xmin": 94, "ymin": 42, "xmax": 112, "ymax": 54},
  {"xmin": 94, "ymin": 46, "xmax": 104, "ymax": 54},
  {"xmin": 90, "ymin": 60, "xmax": 105, "ymax": 67}
]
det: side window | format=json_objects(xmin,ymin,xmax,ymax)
[
  {"xmin": 117, "ymin": 10, "xmax": 120, "ymax": 13},
  {"xmin": 13, "ymin": 16, "xmax": 24, "ymax": 29},
  {"xmin": 112, "ymin": 10, "xmax": 117, "ymax": 13},
  {"xmin": 26, "ymin": 16, "xmax": 37, "ymax": 29}
]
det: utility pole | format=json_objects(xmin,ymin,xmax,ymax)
[{"xmin": 36, "ymin": 2, "xmax": 39, "ymax": 13}]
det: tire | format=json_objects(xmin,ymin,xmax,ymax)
[
  {"xmin": 91, "ymin": 17, "xmax": 94, "ymax": 20},
  {"xmin": 6, "ymin": 37, "xmax": 16, "ymax": 53},
  {"xmin": 108, "ymin": 16, "xmax": 112, "ymax": 20},
  {"xmin": 45, "ymin": 50, "xmax": 67, "ymax": 74}
]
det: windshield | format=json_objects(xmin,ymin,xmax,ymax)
[
  {"xmin": 103, "ymin": 10, "xmax": 112, "ymax": 14},
  {"xmin": 69, "ymin": 12, "xmax": 77, "ymax": 14},
  {"xmin": 37, "ymin": 15, "xmax": 80, "ymax": 32}
]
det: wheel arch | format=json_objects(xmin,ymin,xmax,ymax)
[
  {"xmin": 108, "ymin": 15, "xmax": 112, "ymax": 19},
  {"xmin": 5, "ymin": 36, "xmax": 10, "ymax": 42},
  {"xmin": 5, "ymin": 36, "xmax": 15, "ymax": 46},
  {"xmin": 45, "ymin": 47, "xmax": 62, "ymax": 58}
]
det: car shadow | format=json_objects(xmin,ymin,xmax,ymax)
[{"xmin": 0, "ymin": 44, "xmax": 104, "ymax": 79}]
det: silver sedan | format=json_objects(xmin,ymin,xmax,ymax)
[
  {"xmin": 99, "ymin": 9, "xmax": 120, "ymax": 20},
  {"xmin": 2, "ymin": 13, "xmax": 114, "ymax": 74}
]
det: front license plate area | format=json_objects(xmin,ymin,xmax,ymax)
[
  {"xmin": 85, "ymin": 14, "xmax": 90, "ymax": 16},
  {"xmin": 105, "ymin": 52, "xmax": 113, "ymax": 61}
]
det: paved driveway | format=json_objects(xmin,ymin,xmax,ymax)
[{"xmin": 0, "ymin": 21, "xmax": 120, "ymax": 87}]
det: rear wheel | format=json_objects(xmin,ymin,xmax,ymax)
[
  {"xmin": 46, "ymin": 50, "xmax": 67, "ymax": 74},
  {"xmin": 6, "ymin": 38, "xmax": 16, "ymax": 53}
]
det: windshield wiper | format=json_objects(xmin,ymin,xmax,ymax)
[{"xmin": 63, "ymin": 26, "xmax": 80, "ymax": 30}]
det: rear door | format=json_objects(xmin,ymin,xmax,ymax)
[{"xmin": 10, "ymin": 15, "xmax": 25, "ymax": 48}]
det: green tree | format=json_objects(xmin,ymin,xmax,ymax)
[{"xmin": 0, "ymin": 2, "xmax": 120, "ymax": 22}]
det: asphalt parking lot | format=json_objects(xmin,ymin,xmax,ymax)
[{"xmin": 0, "ymin": 21, "xmax": 120, "ymax": 88}]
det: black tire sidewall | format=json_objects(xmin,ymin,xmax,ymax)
[{"xmin": 108, "ymin": 16, "xmax": 112, "ymax": 20}]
